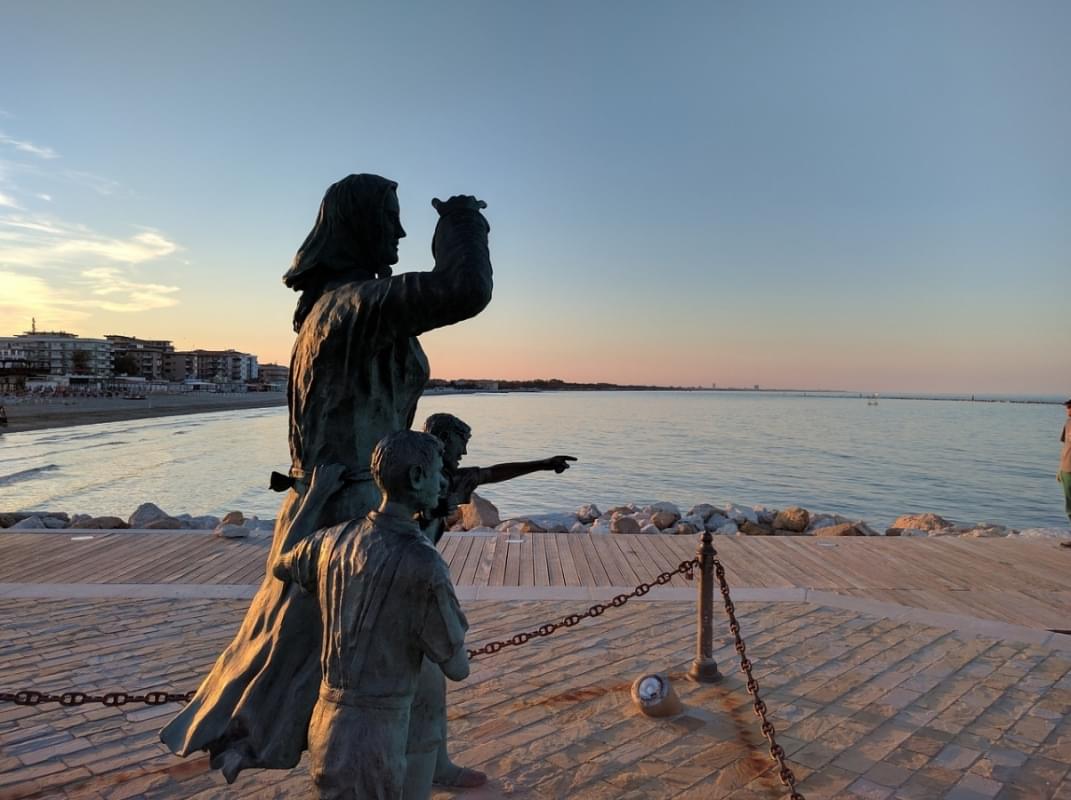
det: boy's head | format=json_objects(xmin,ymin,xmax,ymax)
[
  {"xmin": 423, "ymin": 413, "xmax": 471, "ymax": 472},
  {"xmin": 371, "ymin": 430, "xmax": 446, "ymax": 513}
]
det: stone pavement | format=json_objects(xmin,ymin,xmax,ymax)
[{"xmin": 2, "ymin": 592, "xmax": 1070, "ymax": 799}]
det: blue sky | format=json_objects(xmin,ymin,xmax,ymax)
[{"xmin": 1, "ymin": 0, "xmax": 1068, "ymax": 392}]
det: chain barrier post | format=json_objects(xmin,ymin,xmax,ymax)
[{"xmin": 688, "ymin": 530, "xmax": 720, "ymax": 682}]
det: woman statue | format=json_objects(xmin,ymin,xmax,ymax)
[{"xmin": 161, "ymin": 174, "xmax": 492, "ymax": 781}]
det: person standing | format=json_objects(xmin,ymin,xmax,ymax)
[{"xmin": 1060, "ymin": 399, "xmax": 1071, "ymax": 526}]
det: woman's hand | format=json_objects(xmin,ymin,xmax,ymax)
[{"xmin": 432, "ymin": 195, "xmax": 487, "ymax": 214}]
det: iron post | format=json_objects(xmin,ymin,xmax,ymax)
[{"xmin": 688, "ymin": 530, "xmax": 720, "ymax": 682}]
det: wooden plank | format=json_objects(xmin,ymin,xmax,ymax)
[
  {"xmin": 544, "ymin": 534, "xmax": 566, "ymax": 586},
  {"xmin": 488, "ymin": 534, "xmax": 509, "ymax": 587},
  {"xmin": 533, "ymin": 533, "xmax": 550, "ymax": 587},
  {"xmin": 448, "ymin": 536, "xmax": 473, "ymax": 585},
  {"xmin": 473, "ymin": 535, "xmax": 499, "ymax": 587},
  {"xmin": 555, "ymin": 533, "xmax": 581, "ymax": 586},
  {"xmin": 578, "ymin": 535, "xmax": 612, "ymax": 586},
  {"xmin": 567, "ymin": 535, "xmax": 597, "ymax": 587},
  {"xmin": 459, "ymin": 536, "xmax": 485, "ymax": 587}
]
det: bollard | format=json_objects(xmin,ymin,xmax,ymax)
[{"xmin": 688, "ymin": 531, "xmax": 720, "ymax": 682}]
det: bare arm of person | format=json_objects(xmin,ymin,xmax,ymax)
[{"xmin": 477, "ymin": 456, "xmax": 577, "ymax": 486}]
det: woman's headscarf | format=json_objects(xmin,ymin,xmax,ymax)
[{"xmin": 284, "ymin": 173, "xmax": 398, "ymax": 331}]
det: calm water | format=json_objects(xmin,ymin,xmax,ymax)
[{"xmin": 1, "ymin": 392, "xmax": 1067, "ymax": 530}]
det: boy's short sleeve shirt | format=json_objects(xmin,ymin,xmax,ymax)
[{"xmin": 417, "ymin": 561, "xmax": 469, "ymax": 664}]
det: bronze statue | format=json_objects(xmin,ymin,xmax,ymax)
[
  {"xmin": 413, "ymin": 412, "xmax": 575, "ymax": 788},
  {"xmin": 161, "ymin": 175, "xmax": 492, "ymax": 781},
  {"xmin": 274, "ymin": 433, "xmax": 468, "ymax": 799}
]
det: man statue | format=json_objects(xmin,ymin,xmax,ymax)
[
  {"xmin": 411, "ymin": 412, "xmax": 575, "ymax": 789},
  {"xmin": 273, "ymin": 431, "xmax": 469, "ymax": 799}
]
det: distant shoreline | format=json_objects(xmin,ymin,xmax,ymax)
[
  {"xmin": 2, "ymin": 385, "xmax": 1061, "ymax": 435},
  {"xmin": 1, "ymin": 392, "xmax": 287, "ymax": 434}
]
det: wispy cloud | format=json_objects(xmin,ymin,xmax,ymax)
[
  {"xmin": 0, "ymin": 212, "xmax": 182, "ymax": 331},
  {"xmin": 0, "ymin": 215, "xmax": 178, "ymax": 268},
  {"xmin": 80, "ymin": 267, "xmax": 180, "ymax": 312},
  {"xmin": 0, "ymin": 192, "xmax": 20, "ymax": 209},
  {"xmin": 0, "ymin": 132, "xmax": 59, "ymax": 160}
]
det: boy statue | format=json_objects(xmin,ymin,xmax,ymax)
[
  {"xmin": 273, "ymin": 430, "xmax": 468, "ymax": 799},
  {"xmin": 413, "ymin": 412, "xmax": 575, "ymax": 789}
]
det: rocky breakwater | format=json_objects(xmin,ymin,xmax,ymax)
[
  {"xmin": 0, "ymin": 503, "xmax": 275, "ymax": 539},
  {"xmin": 447, "ymin": 495, "xmax": 1070, "ymax": 542}
]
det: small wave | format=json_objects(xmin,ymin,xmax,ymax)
[{"xmin": 0, "ymin": 464, "xmax": 61, "ymax": 486}]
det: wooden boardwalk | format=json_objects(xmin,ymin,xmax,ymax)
[{"xmin": 1, "ymin": 530, "xmax": 1068, "ymax": 630}]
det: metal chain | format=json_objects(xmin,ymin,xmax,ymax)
[
  {"xmin": 467, "ymin": 558, "xmax": 698, "ymax": 659},
  {"xmin": 713, "ymin": 556, "xmax": 804, "ymax": 800},
  {"xmin": 0, "ymin": 690, "xmax": 194, "ymax": 707}
]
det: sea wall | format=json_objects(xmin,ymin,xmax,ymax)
[{"xmin": 3, "ymin": 497, "xmax": 1067, "ymax": 541}]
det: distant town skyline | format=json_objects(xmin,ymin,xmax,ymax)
[{"xmin": 1, "ymin": 2, "xmax": 1068, "ymax": 394}]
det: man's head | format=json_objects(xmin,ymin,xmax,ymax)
[
  {"xmin": 422, "ymin": 413, "xmax": 472, "ymax": 472},
  {"xmin": 1064, "ymin": 399, "xmax": 1071, "ymax": 416},
  {"xmin": 371, "ymin": 430, "xmax": 446, "ymax": 513}
]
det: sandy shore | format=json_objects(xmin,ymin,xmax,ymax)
[{"xmin": 0, "ymin": 392, "xmax": 287, "ymax": 433}]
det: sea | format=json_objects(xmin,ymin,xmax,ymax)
[{"xmin": 1, "ymin": 391, "xmax": 1068, "ymax": 531}]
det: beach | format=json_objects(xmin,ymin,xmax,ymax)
[{"xmin": 0, "ymin": 392, "xmax": 287, "ymax": 434}]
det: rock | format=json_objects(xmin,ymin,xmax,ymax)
[
  {"xmin": 723, "ymin": 504, "xmax": 758, "ymax": 525},
  {"xmin": 528, "ymin": 512, "xmax": 580, "ymax": 531},
  {"xmin": 460, "ymin": 493, "xmax": 500, "ymax": 531},
  {"xmin": 649, "ymin": 501, "xmax": 680, "ymax": 517},
  {"xmin": 640, "ymin": 523, "xmax": 660, "ymax": 535},
  {"xmin": 676, "ymin": 522, "xmax": 699, "ymax": 536},
  {"xmin": 610, "ymin": 514, "xmax": 641, "ymax": 535},
  {"xmin": 891, "ymin": 513, "xmax": 953, "ymax": 532},
  {"xmin": 186, "ymin": 515, "xmax": 221, "ymax": 530},
  {"xmin": 242, "ymin": 515, "xmax": 262, "ymax": 529},
  {"xmin": 516, "ymin": 519, "xmax": 546, "ymax": 534},
  {"xmin": 650, "ymin": 510, "xmax": 679, "ymax": 530},
  {"xmin": 773, "ymin": 506, "xmax": 810, "ymax": 532},
  {"xmin": 0, "ymin": 513, "xmax": 20, "ymax": 528},
  {"xmin": 607, "ymin": 504, "xmax": 637, "ymax": 517},
  {"xmin": 807, "ymin": 514, "xmax": 837, "ymax": 532},
  {"xmin": 575, "ymin": 504, "xmax": 601, "ymax": 524},
  {"xmin": 590, "ymin": 519, "xmax": 612, "ymax": 534},
  {"xmin": 71, "ymin": 516, "xmax": 129, "ymax": 530},
  {"xmin": 959, "ymin": 528, "xmax": 1003, "ymax": 538},
  {"xmin": 69, "ymin": 514, "xmax": 92, "ymax": 526},
  {"xmin": 739, "ymin": 520, "xmax": 775, "ymax": 536},
  {"xmin": 42, "ymin": 516, "xmax": 68, "ymax": 529},
  {"xmin": 215, "ymin": 524, "xmax": 249, "ymax": 539},
  {"xmin": 687, "ymin": 504, "xmax": 718, "ymax": 521},
  {"xmin": 10, "ymin": 515, "xmax": 45, "ymax": 529},
  {"xmin": 449, "ymin": 522, "xmax": 465, "ymax": 532},
  {"xmin": 885, "ymin": 527, "xmax": 903, "ymax": 537},
  {"xmin": 221, "ymin": 510, "xmax": 245, "ymax": 527},
  {"xmin": 129, "ymin": 502, "xmax": 172, "ymax": 528},
  {"xmin": 145, "ymin": 517, "xmax": 185, "ymax": 530},
  {"xmin": 704, "ymin": 513, "xmax": 729, "ymax": 533},
  {"xmin": 715, "ymin": 520, "xmax": 738, "ymax": 536},
  {"xmin": 570, "ymin": 522, "xmax": 588, "ymax": 533},
  {"xmin": 754, "ymin": 506, "xmax": 776, "ymax": 525},
  {"xmin": 680, "ymin": 513, "xmax": 706, "ymax": 531},
  {"xmin": 856, "ymin": 522, "xmax": 880, "ymax": 537},
  {"xmin": 545, "ymin": 523, "xmax": 569, "ymax": 533},
  {"xmin": 1016, "ymin": 527, "xmax": 1071, "ymax": 540},
  {"xmin": 816, "ymin": 523, "xmax": 863, "ymax": 537}
]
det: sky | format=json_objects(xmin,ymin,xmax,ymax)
[{"xmin": 0, "ymin": 0, "xmax": 1068, "ymax": 394}]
